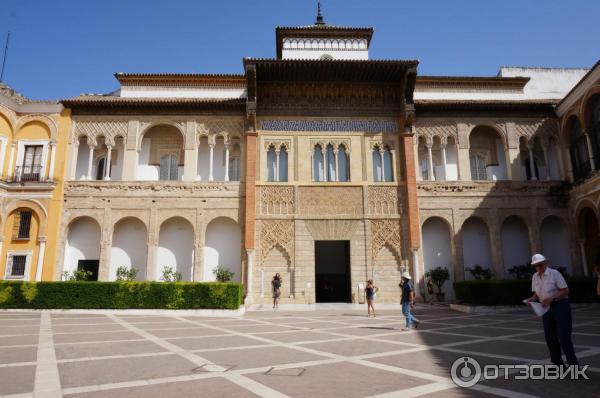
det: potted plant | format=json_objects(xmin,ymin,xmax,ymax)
[{"xmin": 424, "ymin": 267, "xmax": 450, "ymax": 301}]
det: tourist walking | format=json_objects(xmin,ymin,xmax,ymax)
[
  {"xmin": 524, "ymin": 253, "xmax": 579, "ymax": 367},
  {"xmin": 272, "ymin": 273, "xmax": 282, "ymax": 309},
  {"xmin": 400, "ymin": 271, "xmax": 419, "ymax": 330},
  {"xmin": 365, "ymin": 279, "xmax": 378, "ymax": 317}
]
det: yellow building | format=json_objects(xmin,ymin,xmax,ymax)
[{"xmin": 0, "ymin": 84, "xmax": 69, "ymax": 281}]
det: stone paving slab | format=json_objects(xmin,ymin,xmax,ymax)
[{"xmin": 1, "ymin": 305, "xmax": 598, "ymax": 397}]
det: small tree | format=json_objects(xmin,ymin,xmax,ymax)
[
  {"xmin": 508, "ymin": 264, "xmax": 534, "ymax": 280},
  {"xmin": 62, "ymin": 269, "xmax": 93, "ymax": 281},
  {"xmin": 161, "ymin": 266, "xmax": 182, "ymax": 282},
  {"xmin": 115, "ymin": 266, "xmax": 137, "ymax": 281},
  {"xmin": 466, "ymin": 265, "xmax": 493, "ymax": 280},
  {"xmin": 424, "ymin": 267, "xmax": 450, "ymax": 294},
  {"xmin": 213, "ymin": 266, "xmax": 234, "ymax": 282}
]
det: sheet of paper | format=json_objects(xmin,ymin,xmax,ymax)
[{"xmin": 523, "ymin": 300, "xmax": 549, "ymax": 317}]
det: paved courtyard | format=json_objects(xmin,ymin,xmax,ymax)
[{"xmin": 0, "ymin": 305, "xmax": 598, "ymax": 398}]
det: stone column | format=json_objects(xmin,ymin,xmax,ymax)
[
  {"xmin": 183, "ymin": 147, "xmax": 198, "ymax": 181},
  {"xmin": 48, "ymin": 142, "xmax": 57, "ymax": 181},
  {"xmin": 379, "ymin": 149, "xmax": 385, "ymax": 182},
  {"xmin": 274, "ymin": 149, "xmax": 280, "ymax": 182},
  {"xmin": 426, "ymin": 143, "xmax": 434, "ymax": 181},
  {"xmin": 542, "ymin": 145, "xmax": 551, "ymax": 180},
  {"xmin": 584, "ymin": 132, "xmax": 596, "ymax": 171},
  {"xmin": 7, "ymin": 142, "xmax": 16, "ymax": 179},
  {"xmin": 146, "ymin": 243, "xmax": 157, "ymax": 281},
  {"xmin": 87, "ymin": 144, "xmax": 95, "ymax": 180},
  {"xmin": 224, "ymin": 144, "xmax": 230, "ymax": 182},
  {"xmin": 35, "ymin": 237, "xmax": 47, "ymax": 281},
  {"xmin": 103, "ymin": 145, "xmax": 112, "ymax": 180},
  {"xmin": 69, "ymin": 142, "xmax": 79, "ymax": 180},
  {"xmin": 334, "ymin": 148, "xmax": 339, "ymax": 182},
  {"xmin": 441, "ymin": 143, "xmax": 448, "ymax": 181},
  {"xmin": 528, "ymin": 146, "xmax": 537, "ymax": 180},
  {"xmin": 578, "ymin": 241, "xmax": 589, "ymax": 277},
  {"xmin": 208, "ymin": 144, "xmax": 214, "ymax": 182},
  {"xmin": 246, "ymin": 249, "xmax": 254, "ymax": 305},
  {"xmin": 99, "ymin": 240, "xmax": 111, "ymax": 281},
  {"xmin": 412, "ymin": 249, "xmax": 421, "ymax": 298}
]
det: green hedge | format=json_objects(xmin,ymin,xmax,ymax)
[
  {"xmin": 0, "ymin": 281, "xmax": 243, "ymax": 310},
  {"xmin": 453, "ymin": 277, "xmax": 599, "ymax": 306}
]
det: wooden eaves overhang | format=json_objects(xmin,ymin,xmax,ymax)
[{"xmin": 415, "ymin": 99, "xmax": 558, "ymax": 117}]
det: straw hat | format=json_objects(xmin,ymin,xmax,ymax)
[
  {"xmin": 401, "ymin": 271, "xmax": 412, "ymax": 280},
  {"xmin": 531, "ymin": 253, "xmax": 546, "ymax": 265}
]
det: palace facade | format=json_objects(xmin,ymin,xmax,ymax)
[{"xmin": 1, "ymin": 14, "xmax": 599, "ymax": 304}]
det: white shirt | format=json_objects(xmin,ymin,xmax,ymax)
[{"xmin": 531, "ymin": 267, "xmax": 568, "ymax": 301}]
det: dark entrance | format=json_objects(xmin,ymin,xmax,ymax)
[
  {"xmin": 77, "ymin": 260, "xmax": 99, "ymax": 281},
  {"xmin": 315, "ymin": 240, "xmax": 351, "ymax": 303}
]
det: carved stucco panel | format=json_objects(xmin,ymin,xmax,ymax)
[
  {"xmin": 304, "ymin": 220, "xmax": 360, "ymax": 241},
  {"xmin": 371, "ymin": 219, "xmax": 402, "ymax": 261},
  {"xmin": 298, "ymin": 187, "xmax": 362, "ymax": 217},
  {"xmin": 257, "ymin": 186, "xmax": 295, "ymax": 216},
  {"xmin": 259, "ymin": 220, "xmax": 294, "ymax": 266}
]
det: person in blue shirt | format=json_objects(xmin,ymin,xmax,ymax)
[{"xmin": 400, "ymin": 271, "xmax": 419, "ymax": 330}]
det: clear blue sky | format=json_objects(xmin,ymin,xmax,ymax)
[{"xmin": 1, "ymin": 0, "xmax": 598, "ymax": 100}]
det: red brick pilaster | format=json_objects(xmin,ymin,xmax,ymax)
[
  {"xmin": 401, "ymin": 134, "xmax": 421, "ymax": 250},
  {"xmin": 244, "ymin": 132, "xmax": 257, "ymax": 250}
]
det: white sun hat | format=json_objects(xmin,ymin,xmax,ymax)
[
  {"xmin": 401, "ymin": 271, "xmax": 412, "ymax": 279},
  {"xmin": 531, "ymin": 253, "xmax": 547, "ymax": 265}
]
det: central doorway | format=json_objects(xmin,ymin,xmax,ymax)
[{"xmin": 315, "ymin": 240, "xmax": 351, "ymax": 303}]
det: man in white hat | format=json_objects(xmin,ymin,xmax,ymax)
[
  {"xmin": 400, "ymin": 271, "xmax": 419, "ymax": 330},
  {"xmin": 524, "ymin": 253, "xmax": 579, "ymax": 367}
]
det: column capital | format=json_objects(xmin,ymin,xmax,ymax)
[
  {"xmin": 106, "ymin": 144, "xmax": 113, "ymax": 150},
  {"xmin": 425, "ymin": 143, "xmax": 433, "ymax": 149},
  {"xmin": 37, "ymin": 236, "xmax": 47, "ymax": 243},
  {"xmin": 88, "ymin": 143, "xmax": 96, "ymax": 150},
  {"xmin": 49, "ymin": 141, "xmax": 57, "ymax": 148}
]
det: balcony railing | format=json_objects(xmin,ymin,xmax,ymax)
[{"xmin": 11, "ymin": 166, "xmax": 46, "ymax": 183}]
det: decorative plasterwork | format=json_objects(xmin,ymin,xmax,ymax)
[
  {"xmin": 368, "ymin": 140, "xmax": 395, "ymax": 151},
  {"xmin": 298, "ymin": 187, "xmax": 363, "ymax": 217},
  {"xmin": 514, "ymin": 119, "xmax": 559, "ymax": 144},
  {"xmin": 305, "ymin": 220, "xmax": 360, "ymax": 241},
  {"xmin": 367, "ymin": 186, "xmax": 400, "ymax": 216},
  {"xmin": 72, "ymin": 120, "xmax": 128, "ymax": 146},
  {"xmin": 415, "ymin": 121, "xmax": 458, "ymax": 145},
  {"xmin": 416, "ymin": 181, "xmax": 568, "ymax": 197},
  {"xmin": 197, "ymin": 120, "xmax": 244, "ymax": 144},
  {"xmin": 371, "ymin": 219, "xmax": 402, "ymax": 261},
  {"xmin": 261, "ymin": 119, "xmax": 397, "ymax": 133},
  {"xmin": 257, "ymin": 186, "xmax": 295, "ymax": 216},
  {"xmin": 259, "ymin": 220, "xmax": 294, "ymax": 266},
  {"xmin": 263, "ymin": 139, "xmax": 292, "ymax": 151},
  {"xmin": 64, "ymin": 181, "xmax": 241, "ymax": 197},
  {"xmin": 310, "ymin": 139, "xmax": 351, "ymax": 152}
]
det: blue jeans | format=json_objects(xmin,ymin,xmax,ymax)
[
  {"xmin": 542, "ymin": 299, "xmax": 578, "ymax": 366},
  {"xmin": 402, "ymin": 302, "xmax": 418, "ymax": 328}
]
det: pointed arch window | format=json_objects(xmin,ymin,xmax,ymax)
[
  {"xmin": 278, "ymin": 146, "xmax": 288, "ymax": 182},
  {"xmin": 312, "ymin": 144, "xmax": 325, "ymax": 182},
  {"xmin": 95, "ymin": 158, "xmax": 106, "ymax": 181},
  {"xmin": 373, "ymin": 145, "xmax": 393, "ymax": 182},
  {"xmin": 267, "ymin": 146, "xmax": 277, "ymax": 182},
  {"xmin": 569, "ymin": 117, "xmax": 591, "ymax": 181},
  {"xmin": 337, "ymin": 144, "xmax": 350, "ymax": 182}
]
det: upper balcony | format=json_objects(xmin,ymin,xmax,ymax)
[{"xmin": 417, "ymin": 180, "xmax": 569, "ymax": 198}]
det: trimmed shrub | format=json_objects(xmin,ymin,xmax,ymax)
[
  {"xmin": 454, "ymin": 277, "xmax": 598, "ymax": 306},
  {"xmin": 0, "ymin": 281, "xmax": 243, "ymax": 310}
]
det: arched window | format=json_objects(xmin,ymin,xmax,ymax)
[
  {"xmin": 159, "ymin": 154, "xmax": 178, "ymax": 181},
  {"xmin": 372, "ymin": 147, "xmax": 383, "ymax": 181},
  {"xmin": 95, "ymin": 158, "xmax": 106, "ymax": 181},
  {"xmin": 326, "ymin": 144, "xmax": 335, "ymax": 181},
  {"xmin": 338, "ymin": 144, "xmax": 349, "ymax": 182},
  {"xmin": 586, "ymin": 95, "xmax": 600, "ymax": 165},
  {"xmin": 470, "ymin": 154, "xmax": 487, "ymax": 181},
  {"xmin": 228, "ymin": 144, "xmax": 241, "ymax": 181},
  {"xmin": 569, "ymin": 117, "xmax": 591, "ymax": 181},
  {"xmin": 383, "ymin": 146, "xmax": 393, "ymax": 182},
  {"xmin": 278, "ymin": 146, "xmax": 288, "ymax": 182},
  {"xmin": 266, "ymin": 146, "xmax": 276, "ymax": 182},
  {"xmin": 373, "ymin": 145, "xmax": 393, "ymax": 182},
  {"xmin": 312, "ymin": 144, "xmax": 324, "ymax": 182}
]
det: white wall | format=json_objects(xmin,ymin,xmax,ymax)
[
  {"xmin": 203, "ymin": 217, "xmax": 241, "ymax": 282},
  {"xmin": 111, "ymin": 147, "xmax": 124, "ymax": 180},
  {"xmin": 501, "ymin": 217, "xmax": 531, "ymax": 276},
  {"xmin": 64, "ymin": 217, "xmax": 101, "ymax": 274},
  {"xmin": 110, "ymin": 218, "xmax": 148, "ymax": 280},
  {"xmin": 445, "ymin": 143, "xmax": 459, "ymax": 181},
  {"xmin": 541, "ymin": 217, "xmax": 572, "ymax": 273},
  {"xmin": 75, "ymin": 143, "xmax": 90, "ymax": 180},
  {"xmin": 197, "ymin": 138, "xmax": 210, "ymax": 181},
  {"xmin": 137, "ymin": 137, "xmax": 157, "ymax": 180},
  {"xmin": 157, "ymin": 218, "xmax": 194, "ymax": 281},
  {"xmin": 487, "ymin": 139, "xmax": 508, "ymax": 181},
  {"xmin": 422, "ymin": 218, "xmax": 454, "ymax": 298},
  {"xmin": 461, "ymin": 218, "xmax": 493, "ymax": 278},
  {"xmin": 212, "ymin": 141, "xmax": 227, "ymax": 181}
]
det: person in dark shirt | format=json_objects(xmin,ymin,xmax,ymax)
[
  {"xmin": 272, "ymin": 273, "xmax": 282, "ymax": 309},
  {"xmin": 400, "ymin": 271, "xmax": 419, "ymax": 330},
  {"xmin": 365, "ymin": 279, "xmax": 378, "ymax": 317}
]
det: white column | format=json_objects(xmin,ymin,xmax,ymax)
[
  {"xmin": 7, "ymin": 143, "xmax": 16, "ymax": 178},
  {"xmin": 48, "ymin": 142, "xmax": 57, "ymax": 181},
  {"xmin": 578, "ymin": 241, "xmax": 589, "ymax": 277},
  {"xmin": 224, "ymin": 144, "xmax": 230, "ymax": 182},
  {"xmin": 208, "ymin": 144, "xmax": 214, "ymax": 182},
  {"xmin": 246, "ymin": 249, "xmax": 254, "ymax": 305},
  {"xmin": 528, "ymin": 147, "xmax": 537, "ymax": 180},
  {"xmin": 69, "ymin": 142, "xmax": 79, "ymax": 180},
  {"xmin": 379, "ymin": 149, "xmax": 385, "ymax": 181},
  {"xmin": 542, "ymin": 145, "xmax": 551, "ymax": 180},
  {"xmin": 35, "ymin": 238, "xmax": 47, "ymax": 281},
  {"xmin": 321, "ymin": 149, "xmax": 327, "ymax": 181},
  {"xmin": 103, "ymin": 145, "xmax": 112, "ymax": 180},
  {"xmin": 441, "ymin": 144, "xmax": 448, "ymax": 181},
  {"xmin": 426, "ymin": 144, "xmax": 434, "ymax": 181},
  {"xmin": 584, "ymin": 133, "xmax": 596, "ymax": 171},
  {"xmin": 0, "ymin": 139, "xmax": 6, "ymax": 179},
  {"xmin": 275, "ymin": 149, "xmax": 280, "ymax": 182},
  {"xmin": 334, "ymin": 148, "xmax": 339, "ymax": 182},
  {"xmin": 87, "ymin": 145, "xmax": 95, "ymax": 180}
]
